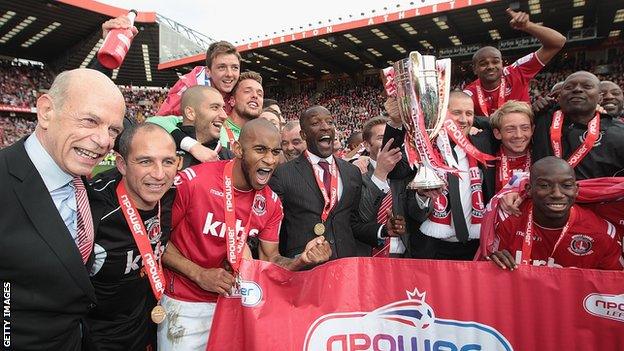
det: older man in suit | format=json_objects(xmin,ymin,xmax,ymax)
[
  {"xmin": 269, "ymin": 106, "xmax": 405, "ymax": 259},
  {"xmin": 0, "ymin": 68, "xmax": 125, "ymax": 350}
]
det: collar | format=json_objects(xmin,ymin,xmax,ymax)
[
  {"xmin": 306, "ymin": 150, "xmax": 334, "ymax": 165},
  {"xmin": 24, "ymin": 133, "xmax": 73, "ymax": 192},
  {"xmin": 225, "ymin": 118, "xmax": 241, "ymax": 133},
  {"xmin": 369, "ymin": 158, "xmax": 377, "ymax": 169}
]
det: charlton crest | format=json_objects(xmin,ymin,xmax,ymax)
[
  {"xmin": 252, "ymin": 194, "xmax": 267, "ymax": 216},
  {"xmin": 568, "ymin": 234, "xmax": 594, "ymax": 256},
  {"xmin": 432, "ymin": 193, "xmax": 449, "ymax": 219}
]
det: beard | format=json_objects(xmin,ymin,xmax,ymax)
[{"xmin": 234, "ymin": 104, "xmax": 260, "ymax": 121}]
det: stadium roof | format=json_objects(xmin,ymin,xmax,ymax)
[
  {"xmin": 164, "ymin": 0, "xmax": 624, "ymax": 84},
  {"xmin": 0, "ymin": 0, "xmax": 622, "ymax": 88}
]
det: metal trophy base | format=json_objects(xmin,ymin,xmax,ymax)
[{"xmin": 406, "ymin": 165, "xmax": 445, "ymax": 190}]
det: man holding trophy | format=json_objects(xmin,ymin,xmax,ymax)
[{"xmin": 383, "ymin": 52, "xmax": 497, "ymax": 260}]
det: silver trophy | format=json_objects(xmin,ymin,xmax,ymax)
[{"xmin": 393, "ymin": 51, "xmax": 451, "ymax": 190}]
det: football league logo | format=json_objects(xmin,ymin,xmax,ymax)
[
  {"xmin": 584, "ymin": 293, "xmax": 624, "ymax": 323},
  {"xmin": 304, "ymin": 288, "xmax": 513, "ymax": 351}
]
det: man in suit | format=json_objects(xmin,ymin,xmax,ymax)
[
  {"xmin": 0, "ymin": 68, "xmax": 126, "ymax": 350},
  {"xmin": 269, "ymin": 105, "xmax": 405, "ymax": 259},
  {"xmin": 358, "ymin": 116, "xmax": 408, "ymax": 257},
  {"xmin": 384, "ymin": 92, "xmax": 496, "ymax": 260}
]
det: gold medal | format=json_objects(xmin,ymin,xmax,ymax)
[
  {"xmin": 313, "ymin": 222, "xmax": 325, "ymax": 236},
  {"xmin": 151, "ymin": 305, "xmax": 166, "ymax": 324}
]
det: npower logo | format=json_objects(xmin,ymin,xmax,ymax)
[
  {"xmin": 584, "ymin": 293, "xmax": 624, "ymax": 323},
  {"xmin": 303, "ymin": 289, "xmax": 513, "ymax": 351}
]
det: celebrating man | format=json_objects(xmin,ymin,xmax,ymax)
[
  {"xmin": 157, "ymin": 119, "xmax": 331, "ymax": 350},
  {"xmin": 489, "ymin": 157, "xmax": 623, "ymax": 271},
  {"xmin": 270, "ymin": 106, "xmax": 404, "ymax": 259},
  {"xmin": 86, "ymin": 124, "xmax": 178, "ymax": 350},
  {"xmin": 490, "ymin": 101, "xmax": 534, "ymax": 191},
  {"xmin": 0, "ymin": 68, "xmax": 125, "ymax": 350},
  {"xmin": 463, "ymin": 8, "xmax": 565, "ymax": 116}
]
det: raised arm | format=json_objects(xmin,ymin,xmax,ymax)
[{"xmin": 506, "ymin": 8, "xmax": 566, "ymax": 65}]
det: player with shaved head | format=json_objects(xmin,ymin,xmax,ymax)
[
  {"xmin": 157, "ymin": 118, "xmax": 330, "ymax": 350},
  {"xmin": 463, "ymin": 8, "xmax": 565, "ymax": 116},
  {"xmin": 489, "ymin": 157, "xmax": 623, "ymax": 271}
]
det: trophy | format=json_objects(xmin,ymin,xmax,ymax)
[{"xmin": 386, "ymin": 51, "xmax": 452, "ymax": 190}]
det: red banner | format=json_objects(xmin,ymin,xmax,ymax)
[{"xmin": 209, "ymin": 258, "xmax": 624, "ymax": 350}]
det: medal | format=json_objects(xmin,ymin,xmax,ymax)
[
  {"xmin": 151, "ymin": 305, "xmax": 166, "ymax": 324},
  {"xmin": 314, "ymin": 222, "xmax": 325, "ymax": 236}
]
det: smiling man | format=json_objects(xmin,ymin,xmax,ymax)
[
  {"xmin": 157, "ymin": 118, "xmax": 330, "ymax": 350},
  {"xmin": 219, "ymin": 71, "xmax": 264, "ymax": 148},
  {"xmin": 532, "ymin": 71, "xmax": 624, "ymax": 179},
  {"xmin": 0, "ymin": 68, "xmax": 125, "ymax": 350},
  {"xmin": 490, "ymin": 101, "xmax": 534, "ymax": 191},
  {"xmin": 599, "ymin": 80, "xmax": 624, "ymax": 120},
  {"xmin": 281, "ymin": 120, "xmax": 306, "ymax": 161},
  {"xmin": 157, "ymin": 41, "xmax": 241, "ymax": 116},
  {"xmin": 86, "ymin": 124, "xmax": 178, "ymax": 351},
  {"xmin": 269, "ymin": 105, "xmax": 402, "ymax": 259},
  {"xmin": 463, "ymin": 8, "xmax": 565, "ymax": 116},
  {"xmin": 489, "ymin": 157, "xmax": 623, "ymax": 271}
]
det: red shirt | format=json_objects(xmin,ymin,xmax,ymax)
[
  {"xmin": 495, "ymin": 150, "xmax": 531, "ymax": 192},
  {"xmin": 464, "ymin": 52, "xmax": 544, "ymax": 116},
  {"xmin": 494, "ymin": 202, "xmax": 623, "ymax": 270},
  {"xmin": 165, "ymin": 161, "xmax": 282, "ymax": 302}
]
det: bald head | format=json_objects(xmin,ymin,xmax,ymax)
[
  {"xmin": 181, "ymin": 86, "xmax": 221, "ymax": 118},
  {"xmin": 600, "ymin": 80, "xmax": 624, "ymax": 117},
  {"xmin": 300, "ymin": 105, "xmax": 331, "ymax": 128},
  {"xmin": 530, "ymin": 157, "xmax": 574, "ymax": 184},
  {"xmin": 48, "ymin": 68, "xmax": 125, "ymax": 113},
  {"xmin": 238, "ymin": 117, "xmax": 279, "ymax": 147},
  {"xmin": 559, "ymin": 71, "xmax": 602, "ymax": 118},
  {"xmin": 35, "ymin": 68, "xmax": 126, "ymax": 176},
  {"xmin": 472, "ymin": 46, "xmax": 501, "ymax": 64}
]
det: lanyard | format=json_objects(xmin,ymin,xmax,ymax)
[
  {"xmin": 475, "ymin": 77, "xmax": 506, "ymax": 117},
  {"xmin": 223, "ymin": 160, "xmax": 256, "ymax": 273},
  {"xmin": 550, "ymin": 110, "xmax": 600, "ymax": 168},
  {"xmin": 498, "ymin": 148, "xmax": 531, "ymax": 187},
  {"xmin": 521, "ymin": 206, "xmax": 575, "ymax": 265},
  {"xmin": 305, "ymin": 151, "xmax": 339, "ymax": 222},
  {"xmin": 116, "ymin": 181, "xmax": 164, "ymax": 300}
]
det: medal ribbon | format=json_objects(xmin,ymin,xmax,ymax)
[
  {"xmin": 116, "ymin": 182, "xmax": 164, "ymax": 301},
  {"xmin": 443, "ymin": 119, "xmax": 497, "ymax": 166},
  {"xmin": 521, "ymin": 205, "xmax": 575, "ymax": 265},
  {"xmin": 305, "ymin": 151, "xmax": 339, "ymax": 223},
  {"xmin": 550, "ymin": 110, "xmax": 600, "ymax": 168},
  {"xmin": 498, "ymin": 148, "xmax": 531, "ymax": 188},
  {"xmin": 475, "ymin": 77, "xmax": 506, "ymax": 117},
  {"xmin": 223, "ymin": 160, "xmax": 255, "ymax": 273}
]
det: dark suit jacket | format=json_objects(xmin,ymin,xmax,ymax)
[
  {"xmin": 359, "ymin": 163, "xmax": 411, "ymax": 257},
  {"xmin": 0, "ymin": 138, "xmax": 97, "ymax": 350},
  {"xmin": 269, "ymin": 153, "xmax": 380, "ymax": 259}
]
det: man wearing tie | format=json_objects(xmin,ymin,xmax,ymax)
[
  {"xmin": 0, "ymin": 68, "xmax": 126, "ymax": 350},
  {"xmin": 269, "ymin": 106, "xmax": 405, "ymax": 259}
]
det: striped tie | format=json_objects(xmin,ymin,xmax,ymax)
[
  {"xmin": 73, "ymin": 177, "xmax": 94, "ymax": 264},
  {"xmin": 372, "ymin": 191, "xmax": 392, "ymax": 257}
]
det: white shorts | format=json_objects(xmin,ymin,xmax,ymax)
[{"xmin": 157, "ymin": 294, "xmax": 217, "ymax": 351}]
